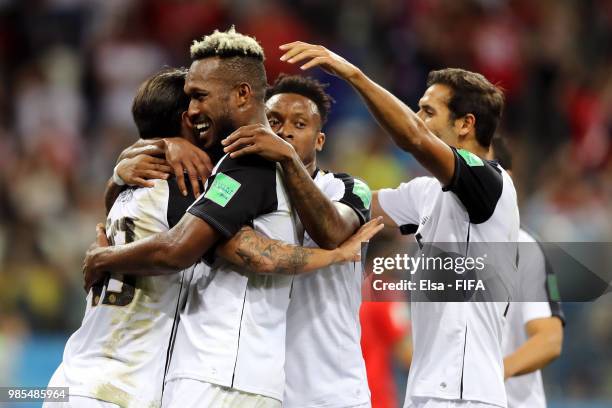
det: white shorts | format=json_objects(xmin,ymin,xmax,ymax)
[
  {"xmin": 162, "ymin": 378, "xmax": 281, "ymax": 408},
  {"xmin": 43, "ymin": 365, "xmax": 120, "ymax": 408},
  {"xmin": 42, "ymin": 395, "xmax": 120, "ymax": 408},
  {"xmin": 405, "ymin": 397, "xmax": 500, "ymax": 408}
]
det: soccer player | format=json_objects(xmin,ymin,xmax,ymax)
[
  {"xmin": 45, "ymin": 68, "xmax": 203, "ymax": 408},
  {"xmin": 490, "ymin": 135, "xmax": 565, "ymax": 408},
  {"xmin": 82, "ymin": 29, "xmax": 380, "ymax": 408},
  {"xmin": 279, "ymin": 42, "xmax": 520, "ymax": 408},
  {"xmin": 222, "ymin": 74, "xmax": 373, "ymax": 407}
]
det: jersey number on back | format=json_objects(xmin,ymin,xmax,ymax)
[{"xmin": 91, "ymin": 217, "xmax": 138, "ymax": 307}]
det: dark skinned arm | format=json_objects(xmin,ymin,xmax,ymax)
[
  {"xmin": 103, "ymin": 155, "xmax": 173, "ymax": 215},
  {"xmin": 216, "ymin": 217, "xmax": 383, "ymax": 275},
  {"xmin": 279, "ymin": 42, "xmax": 455, "ymax": 186},
  {"xmin": 116, "ymin": 138, "xmax": 166, "ymax": 162},
  {"xmin": 105, "ymin": 139, "xmax": 166, "ymax": 215},
  {"xmin": 83, "ymin": 214, "xmax": 220, "ymax": 290},
  {"xmin": 222, "ymin": 124, "xmax": 360, "ymax": 249},
  {"xmin": 280, "ymin": 152, "xmax": 360, "ymax": 249},
  {"xmin": 117, "ymin": 137, "xmax": 212, "ymax": 197}
]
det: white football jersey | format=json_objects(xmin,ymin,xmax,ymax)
[
  {"xmin": 165, "ymin": 154, "xmax": 300, "ymax": 402},
  {"xmin": 49, "ymin": 178, "xmax": 198, "ymax": 408},
  {"xmin": 503, "ymin": 229, "xmax": 564, "ymax": 408},
  {"xmin": 378, "ymin": 148, "xmax": 520, "ymax": 408},
  {"xmin": 284, "ymin": 170, "xmax": 372, "ymax": 408}
]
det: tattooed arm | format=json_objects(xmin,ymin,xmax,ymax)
[
  {"xmin": 281, "ymin": 155, "xmax": 360, "ymax": 249},
  {"xmin": 216, "ymin": 218, "xmax": 384, "ymax": 275},
  {"xmin": 222, "ymin": 125, "xmax": 360, "ymax": 249}
]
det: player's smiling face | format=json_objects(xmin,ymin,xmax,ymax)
[
  {"xmin": 184, "ymin": 58, "xmax": 236, "ymax": 151},
  {"xmin": 417, "ymin": 83, "xmax": 462, "ymax": 147},
  {"xmin": 266, "ymin": 93, "xmax": 325, "ymax": 169}
]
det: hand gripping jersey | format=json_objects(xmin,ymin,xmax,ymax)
[
  {"xmin": 283, "ymin": 170, "xmax": 372, "ymax": 408},
  {"xmin": 164, "ymin": 154, "xmax": 300, "ymax": 402},
  {"xmin": 503, "ymin": 229, "xmax": 565, "ymax": 408},
  {"xmin": 48, "ymin": 178, "xmax": 200, "ymax": 408},
  {"xmin": 378, "ymin": 147, "xmax": 520, "ymax": 408}
]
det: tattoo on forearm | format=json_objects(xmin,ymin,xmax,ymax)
[{"xmin": 232, "ymin": 227, "xmax": 314, "ymax": 275}]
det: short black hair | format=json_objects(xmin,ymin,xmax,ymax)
[
  {"xmin": 132, "ymin": 68, "xmax": 188, "ymax": 139},
  {"xmin": 266, "ymin": 74, "xmax": 334, "ymax": 126},
  {"xmin": 190, "ymin": 27, "xmax": 267, "ymax": 101},
  {"xmin": 427, "ymin": 68, "xmax": 504, "ymax": 148},
  {"xmin": 491, "ymin": 134, "xmax": 512, "ymax": 171}
]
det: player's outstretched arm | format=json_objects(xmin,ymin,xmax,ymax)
[
  {"xmin": 280, "ymin": 42, "xmax": 455, "ymax": 186},
  {"xmin": 503, "ymin": 317, "xmax": 563, "ymax": 379},
  {"xmin": 83, "ymin": 213, "xmax": 221, "ymax": 290},
  {"xmin": 222, "ymin": 124, "xmax": 360, "ymax": 249},
  {"xmin": 217, "ymin": 217, "xmax": 384, "ymax": 275}
]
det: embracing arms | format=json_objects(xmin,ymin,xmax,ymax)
[
  {"xmin": 103, "ymin": 137, "xmax": 213, "ymax": 214},
  {"xmin": 221, "ymin": 126, "xmax": 361, "ymax": 249}
]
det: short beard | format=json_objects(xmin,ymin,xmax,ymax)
[{"xmin": 209, "ymin": 106, "xmax": 238, "ymax": 163}]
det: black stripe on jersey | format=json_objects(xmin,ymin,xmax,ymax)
[
  {"xmin": 399, "ymin": 223, "xmax": 419, "ymax": 235},
  {"xmin": 167, "ymin": 176, "xmax": 204, "ymax": 228},
  {"xmin": 541, "ymin": 245, "xmax": 566, "ymax": 326},
  {"xmin": 443, "ymin": 147, "xmax": 503, "ymax": 224},
  {"xmin": 459, "ymin": 324, "xmax": 468, "ymax": 399},
  {"xmin": 525, "ymin": 228, "xmax": 566, "ymax": 326},
  {"xmin": 161, "ymin": 269, "xmax": 187, "ymax": 397},
  {"xmin": 328, "ymin": 172, "xmax": 371, "ymax": 225}
]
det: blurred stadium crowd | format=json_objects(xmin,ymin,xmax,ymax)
[{"xmin": 0, "ymin": 0, "xmax": 610, "ymax": 404}]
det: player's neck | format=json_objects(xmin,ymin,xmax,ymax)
[
  {"xmin": 305, "ymin": 158, "xmax": 317, "ymax": 177},
  {"xmin": 244, "ymin": 108, "xmax": 271, "ymax": 129}
]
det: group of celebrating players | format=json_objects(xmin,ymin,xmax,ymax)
[{"xmin": 44, "ymin": 27, "xmax": 564, "ymax": 408}]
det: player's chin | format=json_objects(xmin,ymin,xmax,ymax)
[{"xmin": 199, "ymin": 131, "xmax": 217, "ymax": 149}]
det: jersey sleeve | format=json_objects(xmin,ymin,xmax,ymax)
[
  {"xmin": 329, "ymin": 173, "xmax": 371, "ymax": 225},
  {"xmin": 443, "ymin": 147, "xmax": 503, "ymax": 224},
  {"xmin": 187, "ymin": 155, "xmax": 278, "ymax": 239},
  {"xmin": 377, "ymin": 177, "xmax": 428, "ymax": 235},
  {"xmin": 519, "ymin": 238, "xmax": 566, "ymax": 326}
]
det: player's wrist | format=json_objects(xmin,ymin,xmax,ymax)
[
  {"xmin": 279, "ymin": 148, "xmax": 301, "ymax": 168},
  {"xmin": 112, "ymin": 163, "xmax": 126, "ymax": 186},
  {"xmin": 345, "ymin": 66, "xmax": 365, "ymax": 85},
  {"xmin": 330, "ymin": 247, "xmax": 348, "ymax": 264}
]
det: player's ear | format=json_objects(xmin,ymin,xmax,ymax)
[
  {"xmin": 180, "ymin": 111, "xmax": 192, "ymax": 139},
  {"xmin": 315, "ymin": 132, "xmax": 325, "ymax": 152},
  {"xmin": 235, "ymin": 83, "xmax": 252, "ymax": 109},
  {"xmin": 181, "ymin": 111, "xmax": 191, "ymax": 127},
  {"xmin": 459, "ymin": 113, "xmax": 475, "ymax": 137}
]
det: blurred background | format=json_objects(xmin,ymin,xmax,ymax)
[{"xmin": 0, "ymin": 0, "xmax": 610, "ymax": 407}]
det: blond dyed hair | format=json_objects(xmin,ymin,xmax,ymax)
[{"xmin": 190, "ymin": 26, "xmax": 265, "ymax": 61}]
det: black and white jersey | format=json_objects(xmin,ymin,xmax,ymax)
[
  {"xmin": 378, "ymin": 147, "xmax": 520, "ymax": 408},
  {"xmin": 48, "ymin": 178, "xmax": 199, "ymax": 408},
  {"xmin": 165, "ymin": 153, "xmax": 300, "ymax": 402},
  {"xmin": 284, "ymin": 170, "xmax": 371, "ymax": 408},
  {"xmin": 503, "ymin": 229, "xmax": 565, "ymax": 408}
]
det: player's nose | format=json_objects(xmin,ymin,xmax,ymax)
[{"xmin": 276, "ymin": 125, "xmax": 289, "ymax": 140}]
